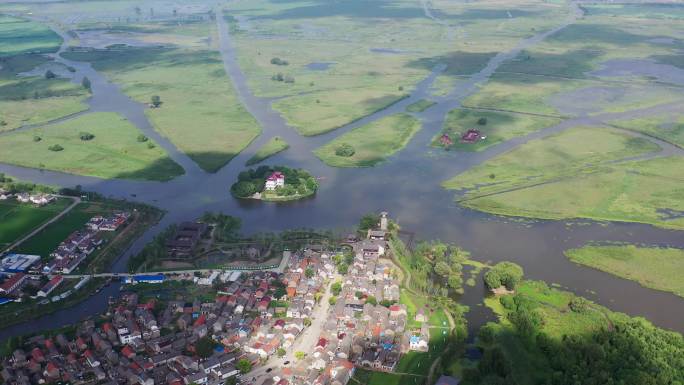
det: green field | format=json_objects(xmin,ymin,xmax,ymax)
[
  {"xmin": 15, "ymin": 202, "xmax": 108, "ymax": 259},
  {"xmin": 225, "ymin": 0, "xmax": 568, "ymax": 136},
  {"xmin": 443, "ymin": 126, "xmax": 684, "ymax": 229},
  {"xmin": 565, "ymin": 244, "xmax": 684, "ymax": 298},
  {"xmin": 0, "ymin": 112, "xmax": 184, "ymax": 180},
  {"xmin": 0, "ymin": 54, "xmax": 89, "ymax": 132},
  {"xmin": 433, "ymin": 108, "xmax": 560, "ymax": 151},
  {"xmin": 0, "ymin": 198, "xmax": 70, "ymax": 249},
  {"xmin": 0, "ymin": 15, "xmax": 61, "ymax": 57},
  {"xmin": 405, "ymin": 99, "xmax": 436, "ymax": 113},
  {"xmin": 62, "ymin": 24, "xmax": 260, "ymax": 172},
  {"xmin": 314, "ymin": 113, "xmax": 421, "ymax": 167},
  {"xmin": 610, "ymin": 114, "xmax": 684, "ymax": 148},
  {"xmin": 246, "ymin": 136, "xmax": 289, "ymax": 166}
]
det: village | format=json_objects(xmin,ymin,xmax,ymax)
[
  {"xmin": 0, "ymin": 213, "xmax": 441, "ymax": 385},
  {"xmin": 0, "ymin": 189, "xmax": 132, "ymax": 304}
]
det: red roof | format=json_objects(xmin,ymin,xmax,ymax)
[
  {"xmin": 193, "ymin": 314, "xmax": 206, "ymax": 327},
  {"xmin": 0, "ymin": 273, "xmax": 25, "ymax": 292},
  {"xmin": 389, "ymin": 305, "xmax": 401, "ymax": 312},
  {"xmin": 121, "ymin": 345, "xmax": 135, "ymax": 358},
  {"xmin": 267, "ymin": 171, "xmax": 285, "ymax": 181},
  {"xmin": 316, "ymin": 338, "xmax": 328, "ymax": 348}
]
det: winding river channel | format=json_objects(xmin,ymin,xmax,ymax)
[{"xmin": 2, "ymin": 2, "xmax": 684, "ymax": 341}]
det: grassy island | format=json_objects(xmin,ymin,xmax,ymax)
[
  {"xmin": 0, "ymin": 112, "xmax": 184, "ymax": 181},
  {"xmin": 230, "ymin": 165, "xmax": 318, "ymax": 202},
  {"xmin": 565, "ymin": 244, "xmax": 684, "ymax": 298},
  {"xmin": 314, "ymin": 113, "xmax": 421, "ymax": 167},
  {"xmin": 246, "ymin": 136, "xmax": 290, "ymax": 166}
]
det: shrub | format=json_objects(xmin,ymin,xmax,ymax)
[
  {"xmin": 151, "ymin": 95, "xmax": 162, "ymax": 108},
  {"xmin": 79, "ymin": 132, "xmax": 95, "ymax": 141},
  {"xmin": 146, "ymin": 142, "xmax": 155, "ymax": 149},
  {"xmin": 44, "ymin": 70, "xmax": 56, "ymax": 79},
  {"xmin": 48, "ymin": 144, "xmax": 64, "ymax": 152},
  {"xmin": 137, "ymin": 134, "xmax": 149, "ymax": 142},
  {"xmin": 335, "ymin": 143, "xmax": 355, "ymax": 157},
  {"xmin": 270, "ymin": 57, "xmax": 289, "ymax": 66},
  {"xmin": 81, "ymin": 76, "xmax": 91, "ymax": 90},
  {"xmin": 33, "ymin": 136, "xmax": 42, "ymax": 142},
  {"xmin": 477, "ymin": 117, "xmax": 488, "ymax": 125}
]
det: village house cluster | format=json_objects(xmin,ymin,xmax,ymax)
[
  {"xmin": 42, "ymin": 212, "xmax": 131, "ymax": 275},
  {"xmin": 0, "ymin": 246, "xmax": 333, "ymax": 385},
  {"xmin": 0, "ymin": 211, "xmax": 130, "ymax": 304},
  {"xmin": 0, "ymin": 190, "xmax": 56, "ymax": 206},
  {"xmin": 1, "ymin": 212, "xmax": 440, "ymax": 385}
]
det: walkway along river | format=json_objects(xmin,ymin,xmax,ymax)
[{"xmin": 2, "ymin": 2, "xmax": 684, "ymax": 340}]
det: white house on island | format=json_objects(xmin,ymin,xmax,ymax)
[{"xmin": 264, "ymin": 171, "xmax": 285, "ymax": 191}]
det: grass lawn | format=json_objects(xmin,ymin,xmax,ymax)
[
  {"xmin": 314, "ymin": 113, "xmax": 421, "ymax": 167},
  {"xmin": 433, "ymin": 108, "xmax": 560, "ymax": 151},
  {"xmin": 0, "ymin": 15, "xmax": 61, "ymax": 57},
  {"xmin": 246, "ymin": 136, "xmax": 289, "ymax": 166},
  {"xmin": 565, "ymin": 244, "xmax": 684, "ymax": 298},
  {"xmin": 0, "ymin": 198, "xmax": 70, "ymax": 249},
  {"xmin": 63, "ymin": 39, "xmax": 260, "ymax": 172},
  {"xmin": 405, "ymin": 99, "xmax": 436, "ymax": 113},
  {"xmin": 0, "ymin": 112, "xmax": 184, "ymax": 180},
  {"xmin": 351, "ymin": 368, "xmax": 423, "ymax": 385},
  {"xmin": 442, "ymin": 126, "xmax": 684, "ymax": 229}
]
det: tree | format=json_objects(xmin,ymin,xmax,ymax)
[
  {"xmin": 434, "ymin": 261, "xmax": 451, "ymax": 277},
  {"xmin": 303, "ymin": 318, "xmax": 312, "ymax": 327},
  {"xmin": 366, "ymin": 296, "xmax": 377, "ymax": 305},
  {"xmin": 137, "ymin": 134, "xmax": 148, "ymax": 142},
  {"xmin": 79, "ymin": 132, "xmax": 95, "ymax": 141},
  {"xmin": 484, "ymin": 262, "xmax": 524, "ymax": 291},
  {"xmin": 477, "ymin": 117, "xmax": 488, "ymax": 125},
  {"xmin": 294, "ymin": 351, "xmax": 306, "ymax": 360},
  {"xmin": 224, "ymin": 378, "xmax": 237, "ymax": 385},
  {"xmin": 194, "ymin": 336, "xmax": 215, "ymax": 358},
  {"xmin": 45, "ymin": 70, "xmax": 56, "ymax": 79},
  {"xmin": 236, "ymin": 358, "xmax": 252, "ymax": 374},
  {"xmin": 328, "ymin": 296, "xmax": 337, "ymax": 305},
  {"xmin": 48, "ymin": 144, "xmax": 64, "ymax": 152},
  {"xmin": 305, "ymin": 267, "xmax": 314, "ymax": 278},
  {"xmin": 231, "ymin": 181, "xmax": 258, "ymax": 198},
  {"xmin": 337, "ymin": 262, "xmax": 348, "ymax": 275},
  {"xmin": 33, "ymin": 135, "xmax": 41, "ymax": 142},
  {"xmin": 150, "ymin": 95, "xmax": 162, "ymax": 108},
  {"xmin": 335, "ymin": 143, "xmax": 355, "ymax": 157},
  {"xmin": 358, "ymin": 213, "xmax": 380, "ymax": 232},
  {"xmin": 82, "ymin": 76, "xmax": 91, "ymax": 90},
  {"xmin": 277, "ymin": 348, "xmax": 286, "ymax": 357},
  {"xmin": 331, "ymin": 281, "xmax": 342, "ymax": 296}
]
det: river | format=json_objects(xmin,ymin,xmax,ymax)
[{"xmin": 1, "ymin": 2, "xmax": 684, "ymax": 341}]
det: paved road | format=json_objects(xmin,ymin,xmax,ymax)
[
  {"xmin": 2, "ymin": 195, "xmax": 81, "ymax": 254},
  {"xmin": 63, "ymin": 249, "xmax": 292, "ymax": 278},
  {"xmin": 247, "ymin": 275, "xmax": 337, "ymax": 385}
]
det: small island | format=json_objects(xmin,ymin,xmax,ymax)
[{"xmin": 230, "ymin": 165, "xmax": 318, "ymax": 201}]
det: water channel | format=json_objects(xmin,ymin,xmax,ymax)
[{"xmin": 1, "ymin": 2, "xmax": 684, "ymax": 341}]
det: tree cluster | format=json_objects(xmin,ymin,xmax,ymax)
[
  {"xmin": 270, "ymin": 57, "xmax": 289, "ymax": 66},
  {"xmin": 200, "ymin": 212, "xmax": 241, "ymax": 242},
  {"xmin": 335, "ymin": 143, "xmax": 356, "ymax": 157},
  {"xmin": 484, "ymin": 262, "xmax": 523, "ymax": 291}
]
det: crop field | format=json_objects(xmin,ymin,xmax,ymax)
[
  {"xmin": 433, "ymin": 108, "xmax": 560, "ymax": 151},
  {"xmin": 566, "ymin": 244, "xmax": 684, "ymax": 298},
  {"xmin": 0, "ymin": 198, "xmax": 70, "ymax": 249},
  {"xmin": 0, "ymin": 112, "xmax": 184, "ymax": 180},
  {"xmin": 61, "ymin": 19, "xmax": 260, "ymax": 172},
  {"xmin": 314, "ymin": 113, "xmax": 421, "ymax": 167}
]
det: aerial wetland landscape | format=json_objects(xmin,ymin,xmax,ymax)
[{"xmin": 0, "ymin": 0, "xmax": 684, "ymax": 384}]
